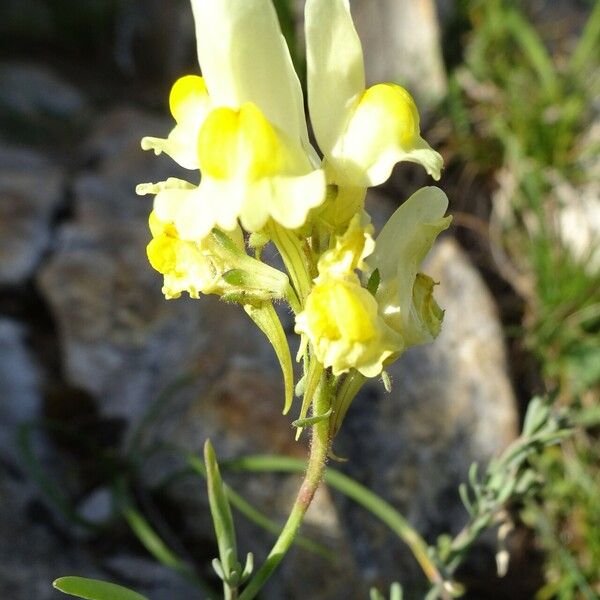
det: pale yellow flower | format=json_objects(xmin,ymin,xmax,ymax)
[
  {"xmin": 295, "ymin": 215, "xmax": 398, "ymax": 376},
  {"xmin": 141, "ymin": 75, "xmax": 210, "ymax": 170},
  {"xmin": 147, "ymin": 210, "xmax": 244, "ymax": 299},
  {"xmin": 295, "ymin": 273, "xmax": 399, "ymax": 377},
  {"xmin": 305, "ymin": 0, "xmax": 443, "ymax": 188},
  {"xmin": 139, "ymin": 0, "xmax": 326, "ymax": 242}
]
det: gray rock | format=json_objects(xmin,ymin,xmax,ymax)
[
  {"xmin": 36, "ymin": 106, "xmax": 288, "ymax": 427},
  {"xmin": 0, "ymin": 62, "xmax": 87, "ymax": 121},
  {"xmin": 74, "ymin": 107, "xmax": 189, "ymax": 224},
  {"xmin": 0, "ymin": 472, "xmax": 102, "ymax": 600},
  {"xmin": 0, "ymin": 144, "xmax": 65, "ymax": 284},
  {"xmin": 0, "ymin": 319, "xmax": 41, "ymax": 463},
  {"xmin": 334, "ymin": 237, "xmax": 518, "ymax": 593},
  {"xmin": 102, "ymin": 555, "xmax": 199, "ymax": 600},
  {"xmin": 350, "ymin": 0, "xmax": 448, "ymax": 110}
]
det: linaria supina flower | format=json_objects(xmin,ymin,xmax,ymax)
[
  {"xmin": 138, "ymin": 0, "xmax": 326, "ymax": 246},
  {"xmin": 295, "ymin": 215, "xmax": 400, "ymax": 377},
  {"xmin": 305, "ymin": 0, "xmax": 443, "ymax": 232},
  {"xmin": 296, "ymin": 189, "xmax": 451, "ymax": 378}
]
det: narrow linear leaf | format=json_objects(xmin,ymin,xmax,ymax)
[
  {"xmin": 329, "ymin": 370, "xmax": 366, "ymax": 438},
  {"xmin": 223, "ymin": 455, "xmax": 445, "ymax": 589},
  {"xmin": 53, "ymin": 577, "xmax": 148, "ymax": 600},
  {"xmin": 244, "ymin": 303, "xmax": 294, "ymax": 414},
  {"xmin": 122, "ymin": 506, "xmax": 189, "ymax": 573},
  {"xmin": 185, "ymin": 454, "xmax": 331, "ymax": 559},
  {"xmin": 205, "ymin": 440, "xmax": 238, "ymax": 576}
]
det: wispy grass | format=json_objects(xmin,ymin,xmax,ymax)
[{"xmin": 446, "ymin": 1, "xmax": 600, "ymax": 596}]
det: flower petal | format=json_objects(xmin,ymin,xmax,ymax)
[
  {"xmin": 368, "ymin": 186, "xmax": 452, "ymax": 346},
  {"xmin": 305, "ymin": 0, "xmax": 365, "ymax": 159},
  {"xmin": 141, "ymin": 75, "xmax": 210, "ymax": 170},
  {"xmin": 176, "ymin": 101, "xmax": 326, "ymax": 238},
  {"xmin": 333, "ymin": 83, "xmax": 443, "ymax": 186},
  {"xmin": 191, "ymin": 0, "xmax": 308, "ymax": 144}
]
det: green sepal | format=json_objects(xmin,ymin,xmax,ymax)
[
  {"xmin": 292, "ymin": 408, "xmax": 332, "ymax": 428},
  {"xmin": 53, "ymin": 577, "xmax": 148, "ymax": 600},
  {"xmin": 204, "ymin": 440, "xmax": 238, "ymax": 579},
  {"xmin": 295, "ymin": 359, "xmax": 324, "ymax": 440},
  {"xmin": 244, "ymin": 302, "xmax": 295, "ymax": 415},
  {"xmin": 367, "ymin": 268, "xmax": 380, "ymax": 296},
  {"xmin": 329, "ymin": 369, "xmax": 366, "ymax": 438}
]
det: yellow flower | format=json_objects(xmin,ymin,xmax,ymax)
[
  {"xmin": 147, "ymin": 210, "xmax": 244, "ymax": 299},
  {"xmin": 317, "ymin": 212, "xmax": 375, "ymax": 276},
  {"xmin": 367, "ymin": 186, "xmax": 452, "ymax": 347},
  {"xmin": 174, "ymin": 101, "xmax": 325, "ymax": 239},
  {"xmin": 295, "ymin": 273, "xmax": 399, "ymax": 377},
  {"xmin": 305, "ymin": 0, "xmax": 443, "ymax": 188},
  {"xmin": 140, "ymin": 0, "xmax": 326, "ymax": 241},
  {"xmin": 295, "ymin": 215, "xmax": 398, "ymax": 376}
]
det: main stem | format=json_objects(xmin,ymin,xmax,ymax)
[{"xmin": 238, "ymin": 377, "xmax": 331, "ymax": 600}]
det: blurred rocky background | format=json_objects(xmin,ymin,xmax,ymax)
[{"xmin": 0, "ymin": 1, "xmax": 598, "ymax": 599}]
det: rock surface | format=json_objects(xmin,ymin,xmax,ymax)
[
  {"xmin": 0, "ymin": 319, "xmax": 41, "ymax": 463},
  {"xmin": 350, "ymin": 0, "xmax": 448, "ymax": 109},
  {"xmin": 0, "ymin": 144, "xmax": 65, "ymax": 284},
  {"xmin": 0, "ymin": 62, "xmax": 87, "ymax": 122}
]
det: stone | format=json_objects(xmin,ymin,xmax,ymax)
[
  {"xmin": 102, "ymin": 555, "xmax": 199, "ymax": 600},
  {"xmin": 0, "ymin": 143, "xmax": 65, "ymax": 284},
  {"xmin": 0, "ymin": 476, "xmax": 94, "ymax": 600},
  {"xmin": 350, "ymin": 0, "xmax": 448, "ymax": 110},
  {"xmin": 0, "ymin": 62, "xmax": 87, "ymax": 121},
  {"xmin": 74, "ymin": 107, "xmax": 188, "ymax": 224},
  {"xmin": 148, "ymin": 363, "xmax": 367, "ymax": 600},
  {"xmin": 0, "ymin": 319, "xmax": 41, "ymax": 463},
  {"xmin": 333, "ymin": 237, "xmax": 518, "ymax": 594}
]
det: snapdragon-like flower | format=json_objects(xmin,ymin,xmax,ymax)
[
  {"xmin": 367, "ymin": 186, "xmax": 452, "ymax": 348},
  {"xmin": 147, "ymin": 210, "xmax": 244, "ymax": 299},
  {"xmin": 139, "ymin": 0, "xmax": 326, "ymax": 244},
  {"xmin": 305, "ymin": 0, "xmax": 443, "ymax": 189},
  {"xmin": 295, "ymin": 216, "xmax": 399, "ymax": 376}
]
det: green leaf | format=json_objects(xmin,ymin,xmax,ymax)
[
  {"xmin": 185, "ymin": 454, "xmax": 331, "ymax": 559},
  {"xmin": 329, "ymin": 370, "xmax": 366, "ymax": 438},
  {"xmin": 244, "ymin": 303, "xmax": 294, "ymax": 414},
  {"xmin": 205, "ymin": 440, "xmax": 238, "ymax": 578},
  {"xmin": 53, "ymin": 577, "xmax": 148, "ymax": 600},
  {"xmin": 121, "ymin": 505, "xmax": 188, "ymax": 573},
  {"xmin": 570, "ymin": 0, "xmax": 600, "ymax": 73}
]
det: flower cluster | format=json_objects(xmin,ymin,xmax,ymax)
[{"xmin": 139, "ymin": 0, "xmax": 451, "ymax": 424}]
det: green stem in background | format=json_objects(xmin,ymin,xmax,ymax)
[{"xmin": 237, "ymin": 375, "xmax": 332, "ymax": 600}]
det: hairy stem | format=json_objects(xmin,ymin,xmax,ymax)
[{"xmin": 238, "ymin": 376, "xmax": 331, "ymax": 600}]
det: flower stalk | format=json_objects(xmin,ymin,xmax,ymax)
[{"xmin": 238, "ymin": 374, "xmax": 332, "ymax": 600}]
